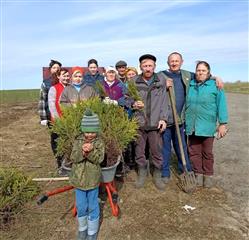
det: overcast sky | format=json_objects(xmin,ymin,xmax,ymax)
[{"xmin": 1, "ymin": 0, "xmax": 248, "ymax": 90}]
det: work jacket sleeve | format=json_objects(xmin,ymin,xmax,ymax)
[
  {"xmin": 117, "ymin": 83, "xmax": 129, "ymax": 107},
  {"xmin": 85, "ymin": 139, "xmax": 105, "ymax": 165},
  {"xmin": 48, "ymin": 86, "xmax": 59, "ymax": 119},
  {"xmin": 216, "ymin": 89, "xmax": 228, "ymax": 124},
  {"xmin": 38, "ymin": 82, "xmax": 49, "ymax": 121},
  {"xmin": 160, "ymin": 85, "xmax": 170, "ymax": 123},
  {"xmin": 70, "ymin": 140, "xmax": 84, "ymax": 164}
]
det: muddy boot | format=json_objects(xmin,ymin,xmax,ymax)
[
  {"xmin": 135, "ymin": 166, "xmax": 147, "ymax": 189},
  {"xmin": 87, "ymin": 218, "xmax": 99, "ymax": 240},
  {"xmin": 203, "ymin": 175, "xmax": 213, "ymax": 188},
  {"xmin": 195, "ymin": 173, "xmax": 204, "ymax": 187},
  {"xmin": 77, "ymin": 231, "xmax": 87, "ymax": 240},
  {"xmin": 87, "ymin": 233, "xmax": 97, "ymax": 240},
  {"xmin": 77, "ymin": 216, "xmax": 87, "ymax": 240},
  {"xmin": 162, "ymin": 176, "xmax": 170, "ymax": 184},
  {"xmin": 153, "ymin": 168, "xmax": 166, "ymax": 191}
]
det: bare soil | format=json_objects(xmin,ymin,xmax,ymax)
[{"xmin": 0, "ymin": 93, "xmax": 248, "ymax": 240}]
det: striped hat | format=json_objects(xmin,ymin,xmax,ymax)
[{"xmin": 81, "ymin": 109, "xmax": 100, "ymax": 133}]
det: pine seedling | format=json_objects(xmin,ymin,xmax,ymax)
[
  {"xmin": 95, "ymin": 81, "xmax": 108, "ymax": 98},
  {"xmin": 127, "ymin": 81, "xmax": 142, "ymax": 101}
]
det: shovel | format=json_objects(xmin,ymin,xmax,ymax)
[{"xmin": 168, "ymin": 87, "xmax": 196, "ymax": 193}]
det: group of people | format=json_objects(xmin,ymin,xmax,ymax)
[{"xmin": 38, "ymin": 52, "xmax": 229, "ymax": 240}]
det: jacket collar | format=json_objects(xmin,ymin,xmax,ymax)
[
  {"xmin": 135, "ymin": 73, "xmax": 158, "ymax": 84},
  {"xmin": 104, "ymin": 79, "xmax": 120, "ymax": 87},
  {"xmin": 84, "ymin": 71, "xmax": 100, "ymax": 78},
  {"xmin": 190, "ymin": 78, "xmax": 213, "ymax": 86}
]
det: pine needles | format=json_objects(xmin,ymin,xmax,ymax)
[
  {"xmin": 94, "ymin": 81, "xmax": 108, "ymax": 98},
  {"xmin": 127, "ymin": 81, "xmax": 142, "ymax": 101},
  {"xmin": 52, "ymin": 97, "xmax": 138, "ymax": 166},
  {"xmin": 0, "ymin": 168, "xmax": 40, "ymax": 225}
]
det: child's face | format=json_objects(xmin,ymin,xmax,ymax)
[{"xmin": 84, "ymin": 132, "xmax": 97, "ymax": 141}]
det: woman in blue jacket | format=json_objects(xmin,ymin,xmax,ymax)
[
  {"xmin": 185, "ymin": 61, "xmax": 228, "ymax": 188},
  {"xmin": 83, "ymin": 59, "xmax": 104, "ymax": 87}
]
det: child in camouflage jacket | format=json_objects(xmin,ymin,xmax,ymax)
[{"xmin": 70, "ymin": 109, "xmax": 105, "ymax": 240}]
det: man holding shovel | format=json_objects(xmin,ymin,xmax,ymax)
[{"xmin": 158, "ymin": 52, "xmax": 223, "ymax": 184}]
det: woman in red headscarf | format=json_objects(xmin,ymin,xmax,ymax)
[{"xmin": 60, "ymin": 66, "xmax": 98, "ymax": 106}]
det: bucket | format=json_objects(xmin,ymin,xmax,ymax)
[{"xmin": 101, "ymin": 156, "xmax": 121, "ymax": 183}]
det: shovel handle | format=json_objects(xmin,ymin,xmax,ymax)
[{"xmin": 168, "ymin": 87, "xmax": 187, "ymax": 170}]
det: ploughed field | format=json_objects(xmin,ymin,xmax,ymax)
[{"xmin": 0, "ymin": 93, "xmax": 248, "ymax": 240}]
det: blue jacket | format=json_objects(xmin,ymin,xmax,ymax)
[
  {"xmin": 185, "ymin": 79, "xmax": 228, "ymax": 137},
  {"xmin": 83, "ymin": 72, "xmax": 104, "ymax": 87}
]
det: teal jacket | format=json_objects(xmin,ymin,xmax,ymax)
[{"xmin": 185, "ymin": 79, "xmax": 228, "ymax": 137}]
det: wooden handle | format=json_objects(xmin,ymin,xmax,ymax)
[
  {"xmin": 168, "ymin": 87, "xmax": 187, "ymax": 168},
  {"xmin": 32, "ymin": 177, "xmax": 69, "ymax": 182}
]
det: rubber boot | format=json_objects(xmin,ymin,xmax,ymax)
[
  {"xmin": 153, "ymin": 168, "xmax": 166, "ymax": 191},
  {"xmin": 135, "ymin": 166, "xmax": 147, "ymax": 189},
  {"xmin": 77, "ymin": 231, "xmax": 87, "ymax": 240},
  {"xmin": 87, "ymin": 217, "xmax": 99, "ymax": 240},
  {"xmin": 77, "ymin": 216, "xmax": 87, "ymax": 240},
  {"xmin": 195, "ymin": 173, "xmax": 204, "ymax": 187},
  {"xmin": 203, "ymin": 175, "xmax": 213, "ymax": 188},
  {"xmin": 162, "ymin": 176, "xmax": 170, "ymax": 184}
]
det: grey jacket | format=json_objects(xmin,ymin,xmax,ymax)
[
  {"xmin": 131, "ymin": 73, "xmax": 170, "ymax": 130},
  {"xmin": 60, "ymin": 84, "xmax": 98, "ymax": 106}
]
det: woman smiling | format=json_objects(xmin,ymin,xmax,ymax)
[{"xmin": 185, "ymin": 61, "xmax": 228, "ymax": 188}]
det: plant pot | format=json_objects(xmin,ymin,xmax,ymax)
[{"xmin": 101, "ymin": 156, "xmax": 121, "ymax": 183}]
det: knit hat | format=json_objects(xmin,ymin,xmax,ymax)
[
  {"xmin": 81, "ymin": 109, "xmax": 100, "ymax": 133},
  {"xmin": 115, "ymin": 60, "xmax": 127, "ymax": 68},
  {"xmin": 71, "ymin": 66, "xmax": 83, "ymax": 76}
]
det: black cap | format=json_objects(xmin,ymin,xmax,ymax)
[
  {"xmin": 139, "ymin": 54, "xmax": 156, "ymax": 63},
  {"xmin": 115, "ymin": 60, "xmax": 127, "ymax": 68}
]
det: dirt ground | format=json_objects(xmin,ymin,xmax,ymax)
[{"xmin": 0, "ymin": 93, "xmax": 248, "ymax": 240}]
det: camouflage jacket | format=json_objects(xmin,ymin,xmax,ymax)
[{"xmin": 69, "ymin": 136, "xmax": 105, "ymax": 190}]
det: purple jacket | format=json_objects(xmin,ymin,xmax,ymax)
[{"xmin": 103, "ymin": 79, "xmax": 127, "ymax": 106}]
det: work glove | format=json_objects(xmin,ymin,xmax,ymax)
[
  {"xmin": 40, "ymin": 120, "xmax": 48, "ymax": 126},
  {"xmin": 110, "ymin": 99, "xmax": 118, "ymax": 105},
  {"xmin": 103, "ymin": 97, "xmax": 118, "ymax": 105}
]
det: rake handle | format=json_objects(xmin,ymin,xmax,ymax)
[{"xmin": 168, "ymin": 87, "xmax": 187, "ymax": 171}]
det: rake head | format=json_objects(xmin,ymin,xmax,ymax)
[{"xmin": 179, "ymin": 171, "xmax": 197, "ymax": 193}]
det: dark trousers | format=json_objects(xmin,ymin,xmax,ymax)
[
  {"xmin": 135, "ymin": 129, "xmax": 163, "ymax": 169},
  {"xmin": 188, "ymin": 135, "xmax": 214, "ymax": 176},
  {"xmin": 162, "ymin": 125, "xmax": 192, "ymax": 177},
  {"xmin": 50, "ymin": 132, "xmax": 63, "ymax": 168},
  {"xmin": 48, "ymin": 121, "xmax": 62, "ymax": 168},
  {"xmin": 123, "ymin": 141, "xmax": 136, "ymax": 169}
]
